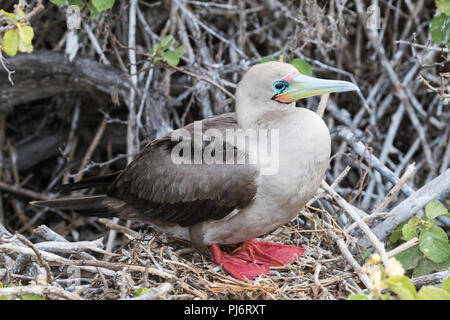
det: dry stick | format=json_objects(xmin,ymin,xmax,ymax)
[
  {"xmin": 171, "ymin": 65, "xmax": 235, "ymax": 99},
  {"xmin": 104, "ymin": 0, "xmax": 140, "ymax": 255},
  {"xmin": 15, "ymin": 233, "xmax": 52, "ymax": 284},
  {"xmin": 330, "ymin": 165, "xmax": 351, "ymax": 190},
  {"xmin": 83, "ymin": 22, "xmax": 111, "ymax": 66},
  {"xmin": 316, "ymin": 93, "xmax": 330, "ymax": 118},
  {"xmin": 0, "ymin": 285, "xmax": 82, "ymax": 300},
  {"xmin": 63, "ymin": 260, "xmax": 206, "ymax": 299},
  {"xmin": 33, "ymin": 225, "xmax": 95, "ymax": 260},
  {"xmin": 34, "ymin": 238, "xmax": 114, "ymax": 257},
  {"xmin": 0, "ymin": 181, "xmax": 47, "ymax": 200},
  {"xmin": 373, "ymin": 163, "xmax": 416, "ymax": 214},
  {"xmin": 327, "ymin": 230, "xmax": 373, "ymax": 290},
  {"xmin": 359, "ymin": 169, "xmax": 450, "ymax": 247},
  {"xmin": 396, "ymin": 40, "xmax": 450, "ymax": 53},
  {"xmin": 335, "ymin": 127, "xmax": 415, "ymax": 197},
  {"xmin": 127, "ymin": 0, "xmax": 138, "ymax": 164},
  {"xmin": 75, "ymin": 117, "xmax": 107, "ymax": 182},
  {"xmin": 173, "ymin": 0, "xmax": 247, "ymax": 58},
  {"xmin": 321, "ymin": 181, "xmax": 389, "ymax": 268},
  {"xmin": 355, "ymin": 0, "xmax": 435, "ymax": 175},
  {"xmin": 98, "ymin": 218, "xmax": 142, "ymax": 239},
  {"xmin": 0, "ymin": 243, "xmax": 116, "ymax": 277},
  {"xmin": 345, "ymin": 163, "xmax": 417, "ymax": 233},
  {"xmin": 412, "ymin": 270, "xmax": 450, "ymax": 289},
  {"xmin": 386, "ymin": 237, "xmax": 418, "ymax": 258}
]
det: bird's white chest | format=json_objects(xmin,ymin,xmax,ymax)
[
  {"xmin": 255, "ymin": 109, "xmax": 331, "ymax": 213},
  {"xmin": 201, "ymin": 108, "xmax": 331, "ymax": 245}
]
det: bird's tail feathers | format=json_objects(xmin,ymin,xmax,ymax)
[
  {"xmin": 54, "ymin": 171, "xmax": 121, "ymax": 193},
  {"xmin": 30, "ymin": 195, "xmax": 127, "ymax": 218}
]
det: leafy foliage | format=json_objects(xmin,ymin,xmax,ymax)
[
  {"xmin": 351, "ymin": 201, "xmax": 450, "ymax": 300},
  {"xmin": 391, "ymin": 201, "xmax": 450, "ymax": 277},
  {"xmin": 431, "ymin": 1, "xmax": 450, "ymax": 46},
  {"xmin": 149, "ymin": 35, "xmax": 185, "ymax": 67},
  {"xmin": 259, "ymin": 56, "xmax": 313, "ymax": 76},
  {"xmin": 347, "ymin": 255, "xmax": 450, "ymax": 300},
  {"xmin": 134, "ymin": 287, "xmax": 150, "ymax": 297},
  {"xmin": 290, "ymin": 58, "xmax": 313, "ymax": 77},
  {"xmin": 0, "ymin": 9, "xmax": 35, "ymax": 57}
]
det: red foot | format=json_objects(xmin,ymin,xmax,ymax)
[{"xmin": 210, "ymin": 240, "xmax": 305, "ymax": 281}]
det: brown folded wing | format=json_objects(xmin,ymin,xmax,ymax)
[{"xmin": 107, "ymin": 113, "xmax": 258, "ymax": 227}]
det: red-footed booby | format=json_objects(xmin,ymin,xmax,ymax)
[{"xmin": 32, "ymin": 61, "xmax": 358, "ymax": 280}]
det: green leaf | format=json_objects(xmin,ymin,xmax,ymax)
[
  {"xmin": 18, "ymin": 39, "xmax": 33, "ymax": 53},
  {"xmin": 439, "ymin": 256, "xmax": 450, "ymax": 270},
  {"xmin": 0, "ymin": 282, "xmax": 6, "ymax": 300},
  {"xmin": 21, "ymin": 294, "xmax": 45, "ymax": 300},
  {"xmin": 69, "ymin": 0, "xmax": 85, "ymax": 8},
  {"xmin": 390, "ymin": 221, "xmax": 407, "ymax": 243},
  {"xmin": 290, "ymin": 58, "xmax": 313, "ymax": 76},
  {"xmin": 442, "ymin": 277, "xmax": 450, "ymax": 292},
  {"xmin": 3, "ymin": 29, "xmax": 19, "ymax": 57},
  {"xmin": 419, "ymin": 225, "xmax": 450, "ymax": 263},
  {"xmin": 0, "ymin": 10, "xmax": 18, "ymax": 23},
  {"xmin": 14, "ymin": 8, "xmax": 25, "ymax": 19},
  {"xmin": 91, "ymin": 0, "xmax": 115, "ymax": 12},
  {"xmin": 430, "ymin": 14, "xmax": 450, "ymax": 45},
  {"xmin": 385, "ymin": 276, "xmax": 417, "ymax": 300},
  {"xmin": 348, "ymin": 294, "xmax": 372, "ymax": 300},
  {"xmin": 413, "ymin": 259, "xmax": 439, "ymax": 277},
  {"xmin": 259, "ymin": 56, "xmax": 277, "ymax": 64},
  {"xmin": 437, "ymin": 0, "xmax": 450, "ymax": 15},
  {"xmin": 173, "ymin": 45, "xmax": 185, "ymax": 57},
  {"xmin": 395, "ymin": 245, "xmax": 422, "ymax": 270},
  {"xmin": 134, "ymin": 287, "xmax": 150, "ymax": 297},
  {"xmin": 381, "ymin": 292, "xmax": 391, "ymax": 300},
  {"xmin": 425, "ymin": 201, "xmax": 449, "ymax": 220},
  {"xmin": 149, "ymin": 44, "xmax": 159, "ymax": 55},
  {"xmin": 402, "ymin": 217, "xmax": 420, "ymax": 241},
  {"xmin": 17, "ymin": 26, "xmax": 34, "ymax": 45},
  {"xmin": 87, "ymin": 1, "xmax": 100, "ymax": 18},
  {"xmin": 160, "ymin": 35, "xmax": 175, "ymax": 49},
  {"xmin": 49, "ymin": 0, "xmax": 67, "ymax": 5},
  {"xmin": 417, "ymin": 286, "xmax": 450, "ymax": 300},
  {"xmin": 163, "ymin": 50, "xmax": 180, "ymax": 67}
]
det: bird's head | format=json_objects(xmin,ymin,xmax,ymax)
[{"xmin": 235, "ymin": 61, "xmax": 358, "ymax": 126}]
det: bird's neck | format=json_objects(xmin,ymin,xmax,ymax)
[{"xmin": 236, "ymin": 100, "xmax": 295, "ymax": 129}]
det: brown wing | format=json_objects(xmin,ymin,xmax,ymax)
[{"xmin": 107, "ymin": 113, "xmax": 258, "ymax": 227}]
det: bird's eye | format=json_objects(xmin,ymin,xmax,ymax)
[{"xmin": 273, "ymin": 81, "xmax": 287, "ymax": 92}]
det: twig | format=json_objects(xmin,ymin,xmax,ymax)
[
  {"xmin": 386, "ymin": 237, "xmax": 419, "ymax": 258},
  {"xmin": 15, "ymin": 232, "xmax": 52, "ymax": 284},
  {"xmin": 0, "ymin": 285, "xmax": 82, "ymax": 300},
  {"xmin": 373, "ymin": 163, "xmax": 416, "ymax": 214},
  {"xmin": 98, "ymin": 218, "xmax": 143, "ymax": 239},
  {"xmin": 75, "ymin": 117, "xmax": 107, "ymax": 181},
  {"xmin": 321, "ymin": 181, "xmax": 389, "ymax": 268},
  {"xmin": 412, "ymin": 269, "xmax": 450, "ymax": 289},
  {"xmin": 316, "ymin": 93, "xmax": 330, "ymax": 118},
  {"xmin": 0, "ymin": 181, "xmax": 47, "ymax": 200},
  {"xmin": 326, "ymin": 230, "xmax": 373, "ymax": 290},
  {"xmin": 359, "ymin": 169, "xmax": 450, "ymax": 246}
]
